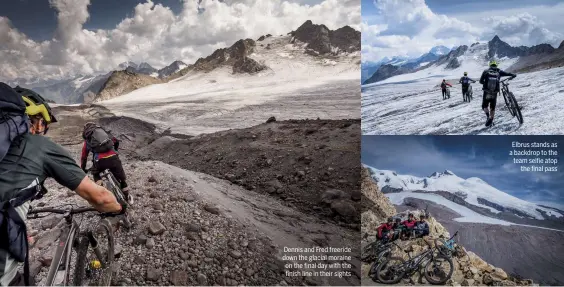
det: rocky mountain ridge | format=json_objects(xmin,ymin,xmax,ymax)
[
  {"xmin": 363, "ymin": 35, "xmax": 562, "ymax": 84},
  {"xmin": 360, "ymin": 170, "xmax": 535, "ymax": 286}
]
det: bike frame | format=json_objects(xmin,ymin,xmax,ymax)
[
  {"xmin": 28, "ymin": 207, "xmax": 104, "ymax": 286},
  {"xmin": 397, "ymin": 248, "xmax": 435, "ymax": 276}
]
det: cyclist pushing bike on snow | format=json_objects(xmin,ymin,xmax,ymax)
[
  {"xmin": 440, "ymin": 79, "xmax": 452, "ymax": 100},
  {"xmin": 479, "ymin": 60, "xmax": 517, "ymax": 127},
  {"xmin": 459, "ymin": 72, "xmax": 476, "ymax": 102}
]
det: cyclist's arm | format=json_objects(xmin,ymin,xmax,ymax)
[
  {"xmin": 75, "ymin": 176, "xmax": 122, "ymax": 213},
  {"xmin": 42, "ymin": 137, "xmax": 121, "ymax": 213},
  {"xmin": 479, "ymin": 71, "xmax": 486, "ymax": 84},
  {"xmin": 499, "ymin": 70, "xmax": 516, "ymax": 77}
]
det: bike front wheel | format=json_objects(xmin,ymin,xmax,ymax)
[
  {"xmin": 423, "ymin": 254, "xmax": 454, "ymax": 285},
  {"xmin": 376, "ymin": 256, "xmax": 406, "ymax": 284},
  {"xmin": 509, "ymin": 92, "xmax": 523, "ymax": 124},
  {"xmin": 73, "ymin": 219, "xmax": 115, "ymax": 286},
  {"xmin": 502, "ymin": 91, "xmax": 515, "ymax": 117}
]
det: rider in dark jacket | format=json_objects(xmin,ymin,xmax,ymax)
[
  {"xmin": 414, "ymin": 215, "xmax": 430, "ymax": 237},
  {"xmin": 459, "ymin": 72, "xmax": 476, "ymax": 102},
  {"xmin": 479, "ymin": 60, "xmax": 516, "ymax": 127}
]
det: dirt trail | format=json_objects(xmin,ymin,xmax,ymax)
[{"xmin": 24, "ymin": 104, "xmax": 361, "ymax": 286}]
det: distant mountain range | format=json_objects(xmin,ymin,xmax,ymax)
[
  {"xmin": 364, "ymin": 165, "xmax": 564, "ymax": 228},
  {"xmin": 8, "ymin": 20, "xmax": 360, "ymax": 104},
  {"xmin": 363, "ymin": 36, "xmax": 564, "ymax": 85},
  {"xmin": 361, "ymin": 45, "xmax": 452, "ymax": 83}
]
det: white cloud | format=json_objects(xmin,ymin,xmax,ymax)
[
  {"xmin": 482, "ymin": 13, "xmax": 563, "ymax": 47},
  {"xmin": 0, "ymin": 0, "xmax": 359, "ymax": 82},
  {"xmin": 362, "ymin": 0, "xmax": 563, "ymax": 63}
]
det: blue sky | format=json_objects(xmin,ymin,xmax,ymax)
[
  {"xmin": 362, "ymin": 0, "xmax": 564, "ymax": 62},
  {"xmin": 361, "ymin": 136, "xmax": 564, "ymax": 209},
  {"xmin": 1, "ymin": 0, "xmax": 353, "ymax": 82}
]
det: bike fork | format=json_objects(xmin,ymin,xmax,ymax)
[{"xmin": 88, "ymin": 231, "xmax": 107, "ymax": 267}]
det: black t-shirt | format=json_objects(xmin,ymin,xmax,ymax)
[{"xmin": 0, "ymin": 134, "xmax": 86, "ymax": 201}]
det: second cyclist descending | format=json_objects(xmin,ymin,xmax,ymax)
[{"xmin": 459, "ymin": 72, "xmax": 476, "ymax": 102}]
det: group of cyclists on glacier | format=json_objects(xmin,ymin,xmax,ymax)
[
  {"xmin": 440, "ymin": 60, "xmax": 517, "ymax": 127},
  {"xmin": 0, "ymin": 83, "xmax": 131, "ymax": 286}
]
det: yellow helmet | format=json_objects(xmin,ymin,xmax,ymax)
[
  {"xmin": 13, "ymin": 86, "xmax": 57, "ymax": 124},
  {"xmin": 489, "ymin": 60, "xmax": 498, "ymax": 67}
]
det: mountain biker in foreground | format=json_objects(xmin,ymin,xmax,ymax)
[
  {"xmin": 479, "ymin": 60, "xmax": 517, "ymax": 127},
  {"xmin": 458, "ymin": 72, "xmax": 476, "ymax": 102},
  {"xmin": 80, "ymin": 123, "xmax": 131, "ymax": 202},
  {"xmin": 440, "ymin": 79, "xmax": 452, "ymax": 100},
  {"xmin": 0, "ymin": 84, "xmax": 125, "ymax": 286}
]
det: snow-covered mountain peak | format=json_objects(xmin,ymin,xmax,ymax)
[
  {"xmin": 430, "ymin": 45, "xmax": 450, "ymax": 55},
  {"xmin": 430, "ymin": 169, "xmax": 456, "ymax": 178},
  {"xmin": 363, "ymin": 164, "xmax": 563, "ymax": 220}
]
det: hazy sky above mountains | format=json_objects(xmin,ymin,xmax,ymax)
[
  {"xmin": 0, "ymin": 0, "xmax": 359, "ymax": 82},
  {"xmin": 361, "ymin": 136, "xmax": 564, "ymax": 209},
  {"xmin": 362, "ymin": 0, "xmax": 564, "ymax": 62}
]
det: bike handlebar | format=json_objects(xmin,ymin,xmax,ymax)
[{"xmin": 27, "ymin": 206, "xmax": 98, "ymax": 218}]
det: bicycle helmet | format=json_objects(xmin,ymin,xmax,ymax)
[
  {"xmin": 489, "ymin": 60, "xmax": 498, "ymax": 67},
  {"xmin": 464, "ymin": 72, "xmax": 467, "ymax": 76},
  {"xmin": 387, "ymin": 217, "xmax": 393, "ymax": 223},
  {"xmin": 14, "ymin": 86, "xmax": 57, "ymax": 124}
]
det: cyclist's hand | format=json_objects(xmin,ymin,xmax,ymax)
[{"xmin": 102, "ymin": 203, "xmax": 127, "ymax": 217}]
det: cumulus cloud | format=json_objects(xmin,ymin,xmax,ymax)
[
  {"xmin": 482, "ymin": 13, "xmax": 563, "ymax": 47},
  {"xmin": 362, "ymin": 0, "xmax": 563, "ymax": 63},
  {"xmin": 362, "ymin": 0, "xmax": 481, "ymax": 62},
  {"xmin": 0, "ymin": 0, "xmax": 359, "ymax": 82}
]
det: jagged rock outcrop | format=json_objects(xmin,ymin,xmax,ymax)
[
  {"xmin": 93, "ymin": 70, "xmax": 162, "ymax": 102},
  {"xmin": 290, "ymin": 20, "xmax": 360, "ymax": 55},
  {"xmin": 446, "ymin": 58, "xmax": 461, "ymax": 69},
  {"xmin": 158, "ymin": 60, "xmax": 188, "ymax": 78},
  {"xmin": 232, "ymin": 57, "xmax": 267, "ymax": 74},
  {"xmin": 192, "ymin": 39, "xmax": 267, "ymax": 74},
  {"xmin": 257, "ymin": 34, "xmax": 272, "ymax": 41},
  {"xmin": 362, "ymin": 64, "xmax": 409, "ymax": 85},
  {"xmin": 487, "ymin": 35, "xmax": 555, "ymax": 59},
  {"xmin": 435, "ymin": 45, "xmax": 468, "ymax": 66},
  {"xmin": 361, "ymin": 167, "xmax": 396, "ymax": 237}
]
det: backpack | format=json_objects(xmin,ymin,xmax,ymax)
[
  {"xmin": 0, "ymin": 83, "xmax": 39, "ymax": 286},
  {"xmin": 462, "ymin": 77, "xmax": 470, "ymax": 86},
  {"xmin": 485, "ymin": 68, "xmax": 500, "ymax": 94},
  {"xmin": 83, "ymin": 124, "xmax": 114, "ymax": 153}
]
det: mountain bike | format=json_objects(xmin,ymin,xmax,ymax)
[
  {"xmin": 368, "ymin": 242, "xmax": 398, "ymax": 281},
  {"xmin": 435, "ymin": 231, "xmax": 469, "ymax": 261},
  {"xmin": 87, "ymin": 168, "xmax": 132, "ymax": 229},
  {"xmin": 27, "ymin": 206, "xmax": 114, "ymax": 286},
  {"xmin": 463, "ymin": 85, "xmax": 473, "ymax": 102},
  {"xmin": 500, "ymin": 77, "xmax": 523, "ymax": 124},
  {"xmin": 376, "ymin": 241, "xmax": 454, "ymax": 285}
]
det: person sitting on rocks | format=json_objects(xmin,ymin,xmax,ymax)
[
  {"xmin": 414, "ymin": 215, "xmax": 430, "ymax": 238},
  {"xmin": 400, "ymin": 213, "xmax": 417, "ymax": 239},
  {"xmin": 376, "ymin": 217, "xmax": 394, "ymax": 242},
  {"xmin": 389, "ymin": 217, "xmax": 403, "ymax": 241}
]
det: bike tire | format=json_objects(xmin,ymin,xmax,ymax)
[
  {"xmin": 502, "ymin": 91, "xmax": 515, "ymax": 117},
  {"xmin": 376, "ymin": 256, "xmax": 406, "ymax": 284},
  {"xmin": 72, "ymin": 236, "xmax": 90, "ymax": 286},
  {"xmin": 423, "ymin": 254, "xmax": 454, "ymax": 285},
  {"xmin": 509, "ymin": 92, "xmax": 524, "ymax": 124},
  {"xmin": 97, "ymin": 219, "xmax": 115, "ymax": 286},
  {"xmin": 361, "ymin": 242, "xmax": 378, "ymax": 262},
  {"xmin": 72, "ymin": 220, "xmax": 115, "ymax": 286}
]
